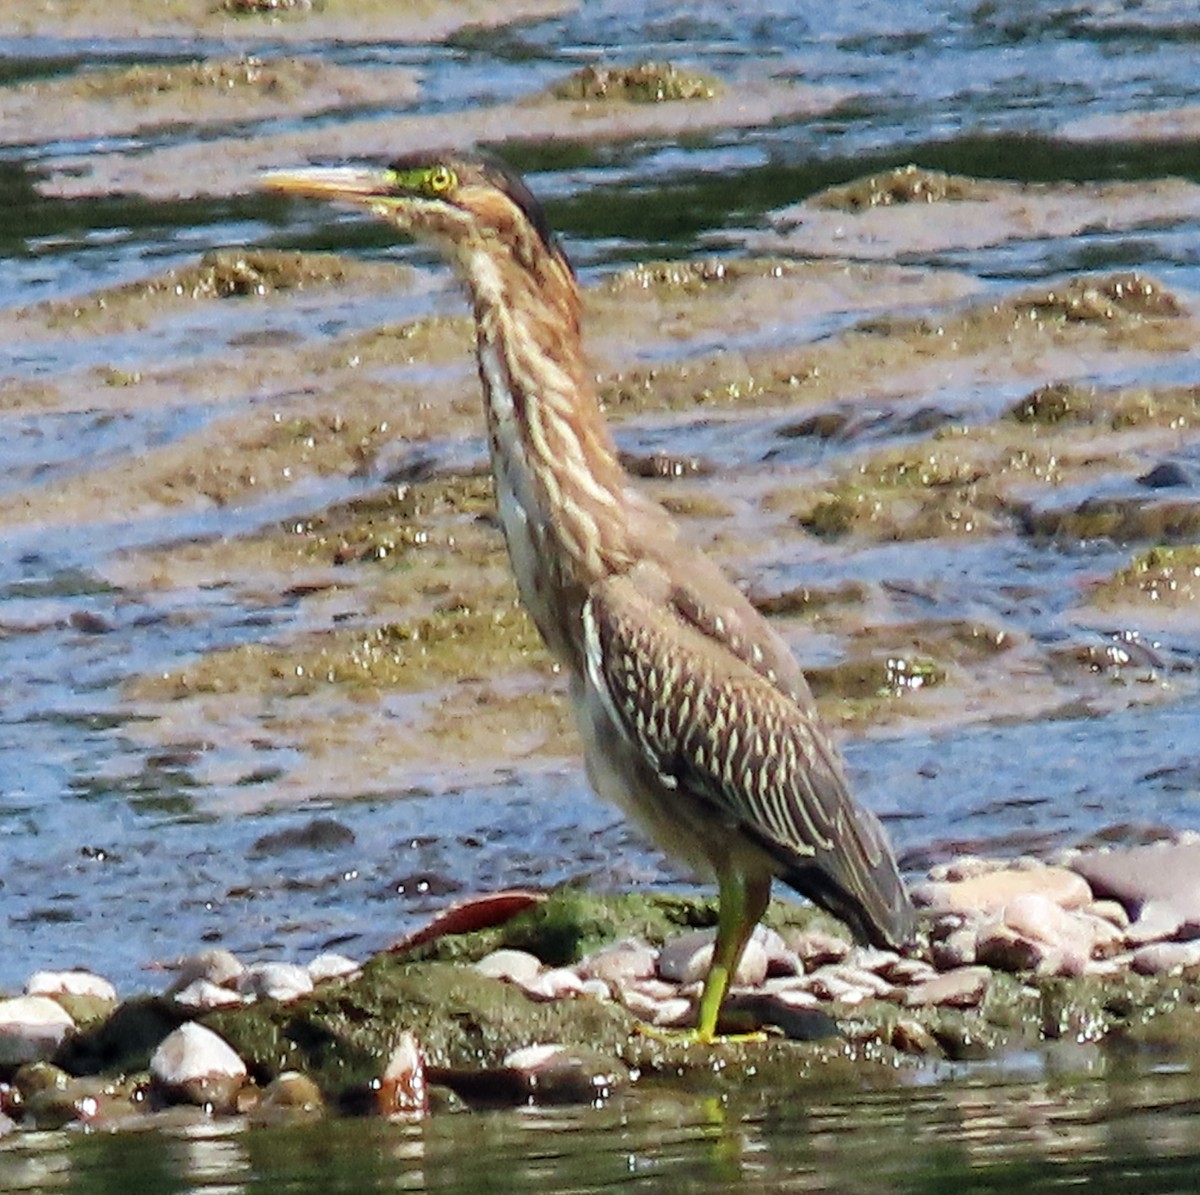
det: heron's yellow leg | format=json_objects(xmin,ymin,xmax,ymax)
[{"xmin": 693, "ymin": 869, "xmax": 771, "ymax": 1043}]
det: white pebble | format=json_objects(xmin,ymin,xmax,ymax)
[
  {"xmin": 151, "ymin": 1022, "xmax": 246, "ymax": 1082},
  {"xmin": 474, "ymin": 949, "xmax": 542, "ymax": 986},
  {"xmin": 307, "ymin": 953, "xmax": 361, "ymax": 983},
  {"xmin": 173, "ymin": 979, "xmax": 245, "ymax": 1011},
  {"xmin": 0, "ymin": 996, "xmax": 76, "ymax": 1067},
  {"xmin": 236, "ymin": 962, "xmax": 314, "ymax": 1003},
  {"xmin": 26, "ymin": 970, "xmax": 117, "ymax": 1003}
]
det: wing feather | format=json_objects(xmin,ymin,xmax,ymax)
[{"xmin": 583, "ymin": 563, "xmax": 913, "ymax": 949}]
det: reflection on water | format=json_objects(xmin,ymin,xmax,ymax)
[{"xmin": 6, "ymin": 1059, "xmax": 1200, "ymax": 1193}]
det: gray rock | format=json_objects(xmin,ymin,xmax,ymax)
[
  {"xmin": 657, "ymin": 929, "xmax": 767, "ymax": 986},
  {"xmin": 1070, "ymin": 842, "xmax": 1200, "ymax": 940}
]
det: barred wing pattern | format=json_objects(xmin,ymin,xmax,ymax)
[{"xmin": 583, "ymin": 566, "xmax": 913, "ymax": 950}]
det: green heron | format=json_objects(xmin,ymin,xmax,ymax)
[{"xmin": 261, "ymin": 152, "xmax": 914, "ymax": 1041}]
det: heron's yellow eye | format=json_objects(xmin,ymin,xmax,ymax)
[{"xmin": 426, "ymin": 166, "xmax": 456, "ymax": 194}]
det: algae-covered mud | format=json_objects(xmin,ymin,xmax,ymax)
[{"xmin": 2, "ymin": 0, "xmax": 1200, "ymax": 1185}]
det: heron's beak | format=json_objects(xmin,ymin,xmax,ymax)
[{"xmin": 260, "ymin": 165, "xmax": 394, "ymax": 204}]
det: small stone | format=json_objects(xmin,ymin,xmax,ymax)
[
  {"xmin": 502, "ymin": 1044, "xmax": 630, "ymax": 1104},
  {"xmin": 787, "ymin": 929, "xmax": 852, "ymax": 968},
  {"xmin": 236, "ymin": 962, "xmax": 314, "ymax": 1003},
  {"xmin": 150, "ymin": 1023, "xmax": 247, "ymax": 1113},
  {"xmin": 255, "ymin": 1071, "xmax": 325, "ymax": 1121},
  {"xmin": 846, "ymin": 947, "xmax": 901, "ymax": 974},
  {"xmin": 1086, "ymin": 899, "xmax": 1131, "ymax": 931},
  {"xmin": 22, "ymin": 1073, "xmax": 123, "ymax": 1130},
  {"xmin": 658, "ymin": 929, "xmax": 767, "ymax": 986},
  {"xmin": 753, "ymin": 925, "xmax": 802, "ymax": 977},
  {"xmin": 1125, "ymin": 899, "xmax": 1187, "ymax": 945},
  {"xmin": 475, "ymin": 949, "xmax": 542, "ymax": 986},
  {"xmin": 26, "ymin": 971, "xmax": 117, "ymax": 1004},
  {"xmin": 625, "ymin": 978, "xmax": 679, "ymax": 1001},
  {"xmin": 307, "ymin": 953, "xmax": 361, "ymax": 983},
  {"xmin": 173, "ymin": 979, "xmax": 245, "ymax": 1011},
  {"xmin": 519, "ymin": 968, "xmax": 584, "ymax": 1002},
  {"xmin": 802, "ymin": 969, "xmax": 868, "ymax": 1004},
  {"xmin": 1077, "ymin": 912, "xmax": 1127, "ymax": 959},
  {"xmin": 874, "ymin": 957, "xmax": 938, "ymax": 986},
  {"xmin": 1070, "ymin": 842, "xmax": 1200, "ymax": 935},
  {"xmin": 724, "ymin": 990, "xmax": 837, "ymax": 1041},
  {"xmin": 930, "ymin": 926, "xmax": 978, "ymax": 970},
  {"xmin": 0, "ymin": 996, "xmax": 76, "ymax": 1067},
  {"xmin": 578, "ymin": 978, "xmax": 612, "ymax": 1001},
  {"xmin": 976, "ymin": 923, "xmax": 1069, "ymax": 976},
  {"xmin": 914, "ymin": 866, "xmax": 1092, "ymax": 916},
  {"xmin": 12, "ymin": 1061, "xmax": 71, "ymax": 1100},
  {"xmin": 1138, "ymin": 461, "xmax": 1194, "ymax": 489},
  {"xmin": 1131, "ymin": 941, "xmax": 1200, "ymax": 976},
  {"xmin": 818, "ymin": 963, "xmax": 893, "ymax": 998},
  {"xmin": 377, "ymin": 1032, "xmax": 427, "ymax": 1120},
  {"xmin": 161, "ymin": 949, "xmax": 244, "ymax": 994},
  {"xmin": 760, "ymin": 977, "xmax": 821, "ymax": 1003},
  {"xmin": 904, "ymin": 966, "xmax": 991, "ymax": 1009},
  {"xmin": 1001, "ymin": 893, "xmax": 1095, "ymax": 972},
  {"xmin": 620, "ymin": 989, "xmax": 694, "ymax": 1028},
  {"xmin": 892, "ymin": 1018, "xmax": 941, "ymax": 1055},
  {"xmin": 575, "ymin": 939, "xmax": 657, "ymax": 986},
  {"xmin": 931, "ymin": 856, "xmax": 1003, "ymax": 882}
]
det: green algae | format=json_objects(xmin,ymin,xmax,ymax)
[
  {"xmin": 1091, "ymin": 544, "xmax": 1200, "ymax": 609},
  {"xmin": 205, "ymin": 957, "xmax": 639, "ymax": 1084},
  {"xmin": 1019, "ymin": 497, "xmax": 1200, "ymax": 546},
  {"xmin": 1006, "ymin": 381, "xmax": 1199, "ymax": 430},
  {"xmin": 286, "ymin": 473, "xmax": 498, "ymax": 567},
  {"xmin": 550, "ymin": 62, "xmax": 719, "ymax": 103},
  {"xmin": 28, "ymin": 250, "xmax": 399, "ymax": 333},
  {"xmin": 72, "ymin": 54, "xmax": 322, "ymax": 100},
  {"xmin": 806, "ymin": 654, "xmax": 946, "ymax": 702},
  {"xmin": 137, "ymin": 600, "xmax": 544, "ymax": 701},
  {"xmin": 811, "ymin": 165, "xmax": 995, "ymax": 212}
]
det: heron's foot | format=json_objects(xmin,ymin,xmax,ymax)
[{"xmin": 633, "ymin": 1021, "xmax": 769, "ymax": 1045}]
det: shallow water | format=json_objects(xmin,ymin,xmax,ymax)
[
  {"xmin": 8, "ymin": 1059, "xmax": 1200, "ymax": 1193},
  {"xmin": 2, "ymin": 2, "xmax": 1200, "ymax": 1176},
  {"xmin": 0, "ymin": 0, "xmax": 1198, "ymax": 990}
]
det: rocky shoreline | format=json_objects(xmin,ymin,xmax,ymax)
[{"xmin": 5, "ymin": 835, "xmax": 1200, "ymax": 1135}]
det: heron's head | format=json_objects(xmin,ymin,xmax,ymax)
[{"xmin": 261, "ymin": 151, "xmax": 571, "ymax": 287}]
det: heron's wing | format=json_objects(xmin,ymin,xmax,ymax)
[
  {"xmin": 624, "ymin": 493, "xmax": 818, "ymax": 713},
  {"xmin": 582, "ymin": 564, "xmax": 913, "ymax": 949}
]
